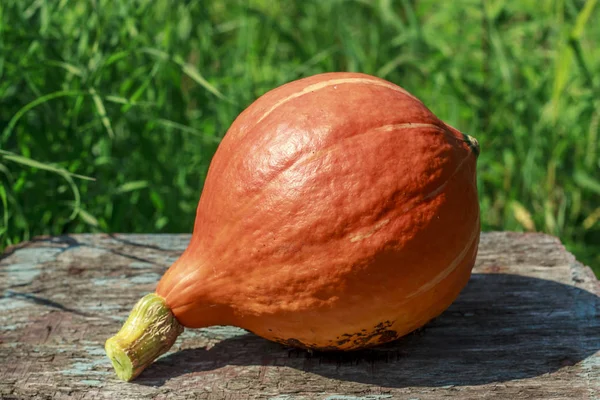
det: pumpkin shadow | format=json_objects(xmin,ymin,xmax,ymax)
[{"xmin": 135, "ymin": 273, "xmax": 599, "ymax": 388}]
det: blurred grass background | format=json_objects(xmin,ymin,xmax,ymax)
[{"xmin": 0, "ymin": 0, "xmax": 598, "ymax": 276}]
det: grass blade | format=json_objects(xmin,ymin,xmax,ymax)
[
  {"xmin": 0, "ymin": 184, "xmax": 8, "ymax": 239},
  {"xmin": 573, "ymin": 170, "xmax": 600, "ymax": 195},
  {"xmin": 78, "ymin": 209, "xmax": 99, "ymax": 227},
  {"xmin": 511, "ymin": 201, "xmax": 536, "ymax": 231},
  {"xmin": 89, "ymin": 87, "xmax": 115, "ymax": 138},
  {"xmin": 179, "ymin": 61, "xmax": 225, "ymax": 100},
  {"xmin": 115, "ymin": 180, "xmax": 149, "ymax": 194},
  {"xmin": 155, "ymin": 119, "xmax": 220, "ymax": 144},
  {"xmin": 122, "ymin": 63, "xmax": 161, "ymax": 113},
  {"xmin": 140, "ymin": 47, "xmax": 226, "ymax": 100},
  {"xmin": 44, "ymin": 60, "xmax": 84, "ymax": 77},
  {"xmin": 0, "ymin": 151, "xmax": 85, "ymax": 220},
  {"xmin": 2, "ymin": 90, "xmax": 85, "ymax": 141},
  {"xmin": 571, "ymin": 0, "xmax": 598, "ymax": 39},
  {"xmin": 0, "ymin": 150, "xmax": 95, "ymax": 181}
]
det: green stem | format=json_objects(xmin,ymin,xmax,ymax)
[{"xmin": 105, "ymin": 293, "xmax": 183, "ymax": 381}]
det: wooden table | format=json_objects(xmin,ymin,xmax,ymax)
[{"xmin": 1, "ymin": 232, "xmax": 598, "ymax": 399}]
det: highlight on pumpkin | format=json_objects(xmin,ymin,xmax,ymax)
[{"xmin": 106, "ymin": 72, "xmax": 480, "ymax": 381}]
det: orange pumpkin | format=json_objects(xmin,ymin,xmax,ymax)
[{"xmin": 106, "ymin": 72, "xmax": 480, "ymax": 381}]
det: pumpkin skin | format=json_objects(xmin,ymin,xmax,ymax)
[{"xmin": 156, "ymin": 72, "xmax": 480, "ymax": 350}]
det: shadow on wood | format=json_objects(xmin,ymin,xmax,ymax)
[{"xmin": 134, "ymin": 273, "xmax": 599, "ymax": 388}]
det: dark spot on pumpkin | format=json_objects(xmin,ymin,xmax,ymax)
[
  {"xmin": 337, "ymin": 320, "xmax": 398, "ymax": 348},
  {"xmin": 373, "ymin": 320, "xmax": 392, "ymax": 331},
  {"xmin": 281, "ymin": 338, "xmax": 304, "ymax": 348},
  {"xmin": 277, "ymin": 320, "xmax": 401, "ymax": 352},
  {"xmin": 277, "ymin": 337, "xmax": 345, "ymax": 352},
  {"xmin": 378, "ymin": 330, "xmax": 398, "ymax": 343}
]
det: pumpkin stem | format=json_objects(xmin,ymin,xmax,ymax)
[
  {"xmin": 105, "ymin": 293, "xmax": 183, "ymax": 381},
  {"xmin": 463, "ymin": 134, "xmax": 480, "ymax": 158}
]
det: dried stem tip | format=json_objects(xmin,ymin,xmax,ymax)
[{"xmin": 105, "ymin": 293, "xmax": 183, "ymax": 381}]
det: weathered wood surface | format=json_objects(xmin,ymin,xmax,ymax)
[{"xmin": 0, "ymin": 232, "xmax": 598, "ymax": 400}]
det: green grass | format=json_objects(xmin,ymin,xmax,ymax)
[{"xmin": 1, "ymin": 0, "xmax": 599, "ymax": 276}]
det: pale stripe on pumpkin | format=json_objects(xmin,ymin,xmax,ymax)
[
  {"xmin": 256, "ymin": 78, "xmax": 421, "ymax": 125},
  {"xmin": 406, "ymin": 215, "xmax": 480, "ymax": 299}
]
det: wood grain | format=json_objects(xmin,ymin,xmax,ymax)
[{"xmin": 1, "ymin": 232, "xmax": 598, "ymax": 400}]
